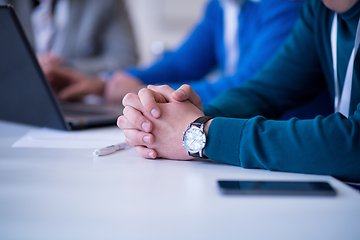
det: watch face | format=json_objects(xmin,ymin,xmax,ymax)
[{"xmin": 183, "ymin": 126, "xmax": 206, "ymax": 152}]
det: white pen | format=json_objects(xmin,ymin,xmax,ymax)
[{"xmin": 93, "ymin": 142, "xmax": 130, "ymax": 156}]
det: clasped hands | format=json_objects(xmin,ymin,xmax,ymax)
[{"xmin": 117, "ymin": 84, "xmax": 207, "ymax": 160}]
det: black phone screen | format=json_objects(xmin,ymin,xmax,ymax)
[{"xmin": 218, "ymin": 180, "xmax": 336, "ymax": 196}]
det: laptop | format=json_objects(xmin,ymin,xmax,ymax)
[{"xmin": 0, "ymin": 5, "xmax": 123, "ymax": 130}]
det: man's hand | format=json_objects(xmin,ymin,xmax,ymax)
[
  {"xmin": 118, "ymin": 85, "xmax": 205, "ymax": 159},
  {"xmin": 130, "ymin": 84, "xmax": 203, "ymax": 121},
  {"xmin": 104, "ymin": 72, "xmax": 145, "ymax": 104},
  {"xmin": 38, "ymin": 52, "xmax": 63, "ymax": 69},
  {"xmin": 170, "ymin": 84, "xmax": 203, "ymax": 110},
  {"xmin": 44, "ymin": 65, "xmax": 105, "ymax": 101},
  {"xmin": 119, "ymin": 85, "xmax": 176, "ymax": 132},
  {"xmin": 120, "ymin": 100, "xmax": 204, "ymax": 160}
]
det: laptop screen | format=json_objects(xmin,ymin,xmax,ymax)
[
  {"xmin": 0, "ymin": 5, "xmax": 123, "ymax": 130},
  {"xmin": 0, "ymin": 5, "xmax": 68, "ymax": 130},
  {"xmin": 0, "ymin": 5, "xmax": 72, "ymax": 130}
]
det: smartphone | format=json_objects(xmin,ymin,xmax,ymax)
[{"xmin": 218, "ymin": 180, "xmax": 336, "ymax": 196}]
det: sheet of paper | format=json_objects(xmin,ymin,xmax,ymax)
[{"xmin": 12, "ymin": 126, "xmax": 125, "ymax": 149}]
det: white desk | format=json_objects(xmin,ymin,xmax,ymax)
[{"xmin": 1, "ymin": 120, "xmax": 359, "ymax": 240}]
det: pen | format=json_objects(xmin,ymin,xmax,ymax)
[{"xmin": 93, "ymin": 142, "xmax": 130, "ymax": 156}]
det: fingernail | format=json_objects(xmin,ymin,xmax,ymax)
[
  {"xmin": 174, "ymin": 90, "xmax": 185, "ymax": 98},
  {"xmin": 142, "ymin": 122, "xmax": 150, "ymax": 132},
  {"xmin": 148, "ymin": 152, "xmax": 155, "ymax": 158},
  {"xmin": 143, "ymin": 135, "xmax": 150, "ymax": 143},
  {"xmin": 151, "ymin": 109, "xmax": 159, "ymax": 118}
]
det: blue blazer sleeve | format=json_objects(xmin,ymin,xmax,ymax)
[
  {"xmin": 126, "ymin": 0, "xmax": 218, "ymax": 86},
  {"xmin": 127, "ymin": 0, "xmax": 304, "ymax": 104},
  {"xmin": 169, "ymin": 0, "xmax": 305, "ymax": 103}
]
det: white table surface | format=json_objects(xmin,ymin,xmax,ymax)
[{"xmin": 1, "ymin": 120, "xmax": 360, "ymax": 240}]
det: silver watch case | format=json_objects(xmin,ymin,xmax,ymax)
[{"xmin": 182, "ymin": 122, "xmax": 206, "ymax": 157}]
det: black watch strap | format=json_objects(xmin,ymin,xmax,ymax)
[
  {"xmin": 188, "ymin": 116, "xmax": 213, "ymax": 159},
  {"xmin": 192, "ymin": 116, "xmax": 214, "ymax": 125},
  {"xmin": 189, "ymin": 152, "xmax": 208, "ymax": 159}
]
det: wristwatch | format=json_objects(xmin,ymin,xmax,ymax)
[{"xmin": 183, "ymin": 116, "xmax": 213, "ymax": 159}]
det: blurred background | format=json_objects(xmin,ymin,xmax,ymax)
[
  {"xmin": 125, "ymin": 0, "xmax": 207, "ymax": 65},
  {"xmin": 0, "ymin": 0, "xmax": 208, "ymax": 68}
]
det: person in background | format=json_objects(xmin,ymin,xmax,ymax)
[
  {"xmin": 117, "ymin": 0, "xmax": 360, "ymax": 184},
  {"xmin": 0, "ymin": 0, "xmax": 138, "ymax": 75},
  {"xmin": 43, "ymin": 0, "xmax": 304, "ymax": 104}
]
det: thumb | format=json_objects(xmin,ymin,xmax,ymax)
[{"xmin": 172, "ymin": 84, "xmax": 202, "ymax": 111}]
